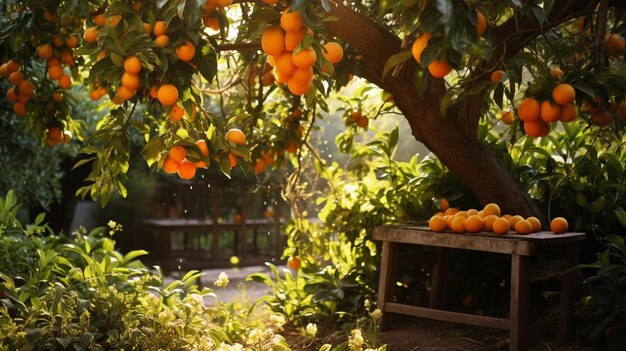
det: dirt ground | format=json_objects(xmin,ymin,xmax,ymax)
[{"xmin": 377, "ymin": 318, "xmax": 593, "ymax": 351}]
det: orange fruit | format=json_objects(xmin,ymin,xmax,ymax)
[
  {"xmin": 177, "ymin": 160, "xmax": 197, "ymax": 179},
  {"xmin": 43, "ymin": 10, "xmax": 57, "ymax": 22},
  {"xmin": 549, "ymin": 67, "xmax": 564, "ymax": 79},
  {"xmin": 287, "ymin": 78, "xmax": 310, "ymax": 96},
  {"xmin": 52, "ymin": 92, "xmax": 63, "ymax": 102},
  {"xmin": 439, "ymin": 198, "xmax": 449, "ymax": 211},
  {"xmin": 285, "ymin": 29, "xmax": 304, "ymax": 51},
  {"xmin": 65, "ymin": 36, "xmax": 78, "ymax": 48},
  {"xmin": 149, "ymin": 85, "xmax": 159, "ymax": 99},
  {"xmin": 121, "ymin": 72, "xmax": 140, "ymax": 90},
  {"xmin": 8, "ymin": 71, "xmax": 24, "ymax": 85},
  {"xmin": 284, "ymin": 140, "xmax": 299, "ymax": 153},
  {"xmin": 157, "ymin": 84, "xmax": 178, "ymax": 106},
  {"xmin": 433, "ymin": 212, "xmax": 445, "ymax": 217},
  {"xmin": 444, "ymin": 207, "xmax": 459, "ymax": 216},
  {"xmin": 275, "ymin": 51, "xmax": 296, "ymax": 77},
  {"xmin": 492, "ymin": 218, "xmax": 510, "ymax": 235},
  {"xmin": 287, "ymin": 257, "xmax": 301, "ymax": 270},
  {"xmin": 109, "ymin": 15, "xmax": 122, "ymax": 26},
  {"xmin": 483, "ymin": 203, "xmax": 501, "ymax": 217},
  {"xmin": 323, "ymin": 41, "xmax": 344, "ymax": 64},
  {"xmin": 514, "ymin": 220, "xmax": 532, "ymax": 235},
  {"xmin": 253, "ymin": 158, "xmax": 267, "ymax": 174},
  {"xmin": 560, "ymin": 103, "xmax": 577, "ymax": 122},
  {"xmin": 133, "ymin": 0, "xmax": 142, "ymax": 10},
  {"xmin": 476, "ymin": 10, "xmax": 486, "ymax": 36},
  {"xmin": 411, "ymin": 33, "xmax": 432, "ymax": 64},
  {"xmin": 6, "ymin": 87, "xmax": 18, "ymax": 101},
  {"xmin": 550, "ymin": 217, "xmax": 568, "ymax": 234},
  {"xmin": 217, "ymin": 0, "xmax": 233, "ymax": 7},
  {"xmin": 540, "ymin": 100, "xmax": 562, "ymax": 122},
  {"xmin": 604, "ymin": 34, "xmax": 625, "ymax": 56},
  {"xmin": 83, "ymin": 26, "xmax": 100, "ymax": 43},
  {"xmin": 280, "ymin": 7, "xmax": 303, "ymax": 32},
  {"xmin": 228, "ymin": 152, "xmax": 238, "ymax": 168},
  {"xmin": 524, "ymin": 120, "xmax": 550, "ymax": 137},
  {"xmin": 176, "ymin": 40, "xmax": 196, "ymax": 62},
  {"xmin": 48, "ymin": 65, "xmax": 63, "ymax": 80},
  {"xmin": 292, "ymin": 48, "xmax": 317, "ymax": 68},
  {"xmin": 225, "ymin": 128, "xmax": 246, "ymax": 145},
  {"xmin": 500, "ymin": 110, "xmax": 514, "ymax": 125},
  {"xmin": 169, "ymin": 145, "xmax": 186, "ymax": 162},
  {"xmin": 451, "ymin": 216, "xmax": 466, "ymax": 233},
  {"xmin": 262, "ymin": 0, "xmax": 279, "ymax": 3},
  {"xmin": 526, "ymin": 217, "xmax": 541, "ymax": 232},
  {"xmin": 0, "ymin": 64, "xmax": 7, "ymax": 78},
  {"xmin": 428, "ymin": 60, "xmax": 452, "ymax": 78},
  {"xmin": 429, "ymin": 215, "xmax": 447, "ymax": 232},
  {"xmin": 154, "ymin": 34, "xmax": 170, "ymax": 47},
  {"xmin": 47, "ymin": 57, "xmax": 61, "ymax": 68},
  {"xmin": 273, "ymin": 67, "xmax": 290, "ymax": 84},
  {"xmin": 162, "ymin": 157, "xmax": 179, "ymax": 174},
  {"xmin": 13, "ymin": 102, "xmax": 26, "ymax": 116},
  {"xmin": 202, "ymin": 16, "xmax": 219, "ymax": 31},
  {"xmin": 48, "ymin": 127, "xmax": 63, "ymax": 142},
  {"xmin": 292, "ymin": 66, "xmax": 314, "ymax": 84},
  {"xmin": 62, "ymin": 51, "xmax": 75, "ymax": 67},
  {"xmin": 194, "ymin": 161, "xmax": 208, "ymax": 169},
  {"xmin": 483, "ymin": 215, "xmax": 498, "ymax": 231},
  {"xmin": 18, "ymin": 80, "xmax": 33, "ymax": 96},
  {"xmin": 169, "ymin": 104, "xmax": 184, "ymax": 121},
  {"xmin": 552, "ymin": 83, "xmax": 576, "ymax": 105},
  {"xmin": 490, "ymin": 70, "xmax": 505, "ymax": 83},
  {"xmin": 6, "ymin": 60, "xmax": 19, "ymax": 72},
  {"xmin": 508, "ymin": 215, "xmax": 524, "ymax": 228},
  {"xmin": 143, "ymin": 23, "xmax": 152, "ymax": 35},
  {"xmin": 518, "ymin": 98, "xmax": 540, "ymax": 122},
  {"xmin": 467, "ymin": 209, "xmax": 479, "ymax": 216},
  {"xmin": 93, "ymin": 13, "xmax": 106, "ymax": 25},
  {"xmin": 591, "ymin": 112, "xmax": 613, "ymax": 127},
  {"xmin": 464, "ymin": 215, "xmax": 484, "ymax": 233},
  {"xmin": 196, "ymin": 140, "xmax": 209, "ymax": 156},
  {"xmin": 17, "ymin": 93, "xmax": 31, "ymax": 104},
  {"xmin": 37, "ymin": 44, "xmax": 54, "ymax": 59},
  {"xmin": 117, "ymin": 85, "xmax": 136, "ymax": 100},
  {"xmin": 267, "ymin": 55, "xmax": 276, "ymax": 67},
  {"xmin": 356, "ymin": 116, "xmax": 369, "ymax": 128},
  {"xmin": 261, "ymin": 26, "xmax": 285, "ymax": 56},
  {"xmin": 124, "ymin": 56, "xmax": 142, "ymax": 74},
  {"xmin": 153, "ymin": 21, "xmax": 167, "ymax": 37},
  {"xmin": 58, "ymin": 74, "xmax": 72, "ymax": 89}
]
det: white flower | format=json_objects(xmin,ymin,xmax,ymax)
[
  {"xmin": 363, "ymin": 299, "xmax": 371, "ymax": 309},
  {"xmin": 269, "ymin": 314, "xmax": 286, "ymax": 328},
  {"xmin": 217, "ymin": 343, "xmax": 243, "ymax": 351},
  {"xmin": 348, "ymin": 328, "xmax": 364, "ymax": 351},
  {"xmin": 305, "ymin": 323, "xmax": 318, "ymax": 337},
  {"xmin": 369, "ymin": 308, "xmax": 382, "ymax": 321},
  {"xmin": 214, "ymin": 272, "xmax": 229, "ymax": 287}
]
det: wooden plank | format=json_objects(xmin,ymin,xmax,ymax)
[
  {"xmin": 380, "ymin": 225, "xmax": 585, "ymax": 243},
  {"xmin": 557, "ymin": 241, "xmax": 581, "ymax": 341},
  {"xmin": 510, "ymin": 254, "xmax": 529, "ymax": 351},
  {"xmin": 377, "ymin": 241, "xmax": 399, "ymax": 330},
  {"xmin": 374, "ymin": 226, "xmax": 532, "ymax": 255},
  {"xmin": 429, "ymin": 248, "xmax": 451, "ymax": 309},
  {"xmin": 384, "ymin": 302, "xmax": 510, "ymax": 330}
]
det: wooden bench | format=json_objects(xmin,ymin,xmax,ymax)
[
  {"xmin": 374, "ymin": 225, "xmax": 585, "ymax": 351},
  {"xmin": 137, "ymin": 218, "xmax": 284, "ymax": 269}
]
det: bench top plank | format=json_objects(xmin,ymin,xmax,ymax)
[
  {"xmin": 373, "ymin": 225, "xmax": 586, "ymax": 256},
  {"xmin": 140, "ymin": 218, "xmax": 282, "ymax": 229}
]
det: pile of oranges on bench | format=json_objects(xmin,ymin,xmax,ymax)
[{"xmin": 428, "ymin": 199, "xmax": 568, "ymax": 235}]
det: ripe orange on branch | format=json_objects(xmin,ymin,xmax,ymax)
[
  {"xmin": 176, "ymin": 40, "xmax": 196, "ymax": 62},
  {"xmin": 323, "ymin": 42, "xmax": 344, "ymax": 64},
  {"xmin": 428, "ymin": 60, "xmax": 452, "ymax": 78},
  {"xmin": 157, "ymin": 84, "xmax": 179, "ymax": 106},
  {"xmin": 292, "ymin": 48, "xmax": 317, "ymax": 68},
  {"xmin": 280, "ymin": 7, "xmax": 303, "ymax": 32},
  {"xmin": 411, "ymin": 33, "xmax": 432, "ymax": 65},
  {"xmin": 225, "ymin": 128, "xmax": 246, "ymax": 145},
  {"xmin": 124, "ymin": 56, "xmax": 142, "ymax": 74},
  {"xmin": 540, "ymin": 100, "xmax": 562, "ymax": 122},
  {"xmin": 169, "ymin": 146, "xmax": 186, "ymax": 163},
  {"xmin": 518, "ymin": 98, "xmax": 541, "ymax": 122},
  {"xmin": 261, "ymin": 26, "xmax": 286, "ymax": 56},
  {"xmin": 490, "ymin": 70, "xmax": 505, "ymax": 83},
  {"xmin": 552, "ymin": 83, "xmax": 575, "ymax": 106}
]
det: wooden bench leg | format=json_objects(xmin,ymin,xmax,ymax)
[
  {"xmin": 377, "ymin": 241, "xmax": 399, "ymax": 330},
  {"xmin": 429, "ymin": 248, "xmax": 451, "ymax": 309},
  {"xmin": 510, "ymin": 254, "xmax": 529, "ymax": 351},
  {"xmin": 557, "ymin": 241, "xmax": 581, "ymax": 341}
]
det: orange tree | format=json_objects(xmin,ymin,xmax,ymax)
[{"xmin": 0, "ymin": 0, "xmax": 625, "ymax": 221}]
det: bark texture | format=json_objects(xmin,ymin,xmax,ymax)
[{"xmin": 325, "ymin": 1, "xmax": 598, "ymax": 222}]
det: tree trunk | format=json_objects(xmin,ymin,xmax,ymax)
[{"xmin": 325, "ymin": 4, "xmax": 557, "ymax": 222}]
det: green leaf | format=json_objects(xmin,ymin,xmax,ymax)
[
  {"xmin": 196, "ymin": 43, "xmax": 217, "ymax": 83},
  {"xmin": 382, "ymin": 51, "xmax": 413, "ymax": 79},
  {"xmin": 616, "ymin": 211, "xmax": 626, "ymax": 229}
]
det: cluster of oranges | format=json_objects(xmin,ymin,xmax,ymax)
[
  {"xmin": 201, "ymin": 0, "xmax": 233, "ymax": 31},
  {"xmin": 345, "ymin": 110, "xmax": 369, "ymax": 129},
  {"xmin": 428, "ymin": 200, "xmax": 569, "ymax": 235},
  {"xmin": 517, "ymin": 83, "xmax": 577, "ymax": 137},
  {"xmin": 0, "ymin": 60, "xmax": 34, "ymax": 117},
  {"xmin": 38, "ymin": 35, "xmax": 76, "ymax": 89},
  {"xmin": 112, "ymin": 56, "xmax": 143, "ymax": 102},
  {"xmin": 411, "ymin": 10, "xmax": 486, "ymax": 79},
  {"xmin": 261, "ymin": 6, "xmax": 344, "ymax": 96},
  {"xmin": 161, "ymin": 128, "xmax": 246, "ymax": 178},
  {"xmin": 162, "ymin": 141, "xmax": 209, "ymax": 179}
]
